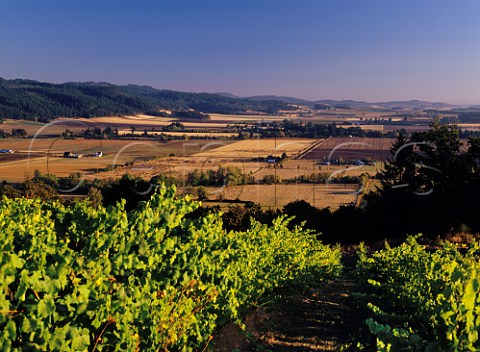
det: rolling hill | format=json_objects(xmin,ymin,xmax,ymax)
[
  {"xmin": 247, "ymin": 95, "xmax": 454, "ymax": 110},
  {"xmin": 0, "ymin": 78, "xmax": 293, "ymax": 121}
]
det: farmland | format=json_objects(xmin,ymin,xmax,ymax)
[
  {"xmin": 301, "ymin": 137, "xmax": 394, "ymax": 161},
  {"xmin": 0, "ymin": 139, "xmax": 225, "ymax": 182},
  {"xmin": 203, "ymin": 183, "xmax": 359, "ymax": 209},
  {"xmin": 1, "ymin": 90, "xmax": 479, "ymax": 351},
  {"xmin": 0, "ymin": 124, "xmax": 384, "ymax": 209},
  {"xmin": 193, "ymin": 138, "xmax": 319, "ymax": 158},
  {"xmin": 1, "ymin": 112, "xmax": 473, "ymax": 210}
]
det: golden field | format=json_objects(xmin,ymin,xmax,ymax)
[
  {"xmin": 200, "ymin": 183, "xmax": 359, "ymax": 209},
  {"xmin": 193, "ymin": 138, "xmax": 319, "ymax": 158}
]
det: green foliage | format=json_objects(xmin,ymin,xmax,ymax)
[
  {"xmin": 162, "ymin": 122, "xmax": 185, "ymax": 132},
  {"xmin": 23, "ymin": 178, "xmax": 58, "ymax": 200},
  {"xmin": 363, "ymin": 121, "xmax": 480, "ymax": 239},
  {"xmin": 274, "ymin": 119, "xmax": 394, "ymax": 138},
  {"xmin": 186, "ymin": 165, "xmax": 252, "ymax": 187},
  {"xmin": 356, "ymin": 237, "xmax": 480, "ymax": 351},
  {"xmin": 377, "ymin": 121, "xmax": 474, "ymax": 196},
  {"xmin": 86, "ymin": 187, "xmax": 103, "ymax": 208},
  {"xmin": 0, "ymin": 186, "xmax": 341, "ymax": 351}
]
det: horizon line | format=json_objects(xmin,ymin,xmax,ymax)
[{"xmin": 1, "ymin": 76, "xmax": 479, "ymax": 107}]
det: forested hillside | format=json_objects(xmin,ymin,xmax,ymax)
[{"xmin": 0, "ymin": 78, "xmax": 293, "ymax": 121}]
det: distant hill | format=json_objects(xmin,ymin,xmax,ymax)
[
  {"xmin": 247, "ymin": 95, "xmax": 454, "ymax": 110},
  {"xmin": 213, "ymin": 92, "xmax": 238, "ymax": 99},
  {"xmin": 0, "ymin": 78, "xmax": 457, "ymax": 122},
  {"xmin": 0, "ymin": 78, "xmax": 293, "ymax": 121},
  {"xmin": 366, "ymin": 100, "xmax": 454, "ymax": 110},
  {"xmin": 246, "ymin": 95, "xmax": 313, "ymax": 106}
]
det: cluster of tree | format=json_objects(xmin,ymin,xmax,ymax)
[
  {"xmin": 0, "ymin": 80, "xmax": 161, "ymax": 121},
  {"xmin": 171, "ymin": 110, "xmax": 210, "ymax": 120},
  {"xmin": 313, "ymin": 103, "xmax": 332, "ymax": 110},
  {"xmin": 365, "ymin": 121, "xmax": 480, "ymax": 239},
  {"xmin": 72, "ymin": 128, "xmax": 257, "ymax": 142},
  {"xmin": 456, "ymin": 110, "xmax": 480, "ymax": 123},
  {"xmin": 0, "ymin": 171, "xmax": 90, "ymax": 202},
  {"xmin": 252, "ymin": 120, "xmax": 397, "ymax": 139},
  {"xmin": 0, "ymin": 78, "xmax": 293, "ymax": 121},
  {"xmin": 281, "ymin": 122, "xmax": 480, "ymax": 243},
  {"xmin": 79, "ymin": 126, "xmax": 120, "ymax": 139},
  {"xmin": 0, "ymin": 128, "xmax": 28, "ymax": 138},
  {"xmin": 283, "ymin": 173, "xmax": 362, "ymax": 185},
  {"xmin": 162, "ymin": 122, "xmax": 185, "ymax": 132},
  {"xmin": 70, "ymin": 124, "xmax": 245, "ymax": 141},
  {"xmin": 459, "ymin": 129, "xmax": 480, "ymax": 139},
  {"xmin": 185, "ymin": 166, "xmax": 361, "ymax": 188},
  {"xmin": 186, "ymin": 166, "xmax": 254, "ymax": 187}
]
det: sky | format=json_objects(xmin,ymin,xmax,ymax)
[{"xmin": 1, "ymin": 0, "xmax": 479, "ymax": 104}]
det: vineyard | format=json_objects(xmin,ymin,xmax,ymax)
[
  {"xmin": 1, "ymin": 189, "xmax": 480, "ymax": 351},
  {"xmin": 355, "ymin": 237, "xmax": 480, "ymax": 351},
  {"xmin": 0, "ymin": 187, "xmax": 342, "ymax": 351}
]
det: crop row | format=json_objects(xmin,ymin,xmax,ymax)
[
  {"xmin": 0, "ymin": 187, "xmax": 342, "ymax": 351},
  {"xmin": 356, "ymin": 237, "xmax": 480, "ymax": 351}
]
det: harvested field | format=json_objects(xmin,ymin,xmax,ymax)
[
  {"xmin": 1, "ymin": 119, "xmax": 78, "ymax": 136},
  {"xmin": 208, "ymin": 113, "xmax": 287, "ymax": 122},
  {"xmin": 82, "ymin": 155, "xmax": 250, "ymax": 183},
  {"xmin": 71, "ymin": 116, "xmax": 228, "ymax": 130},
  {"xmin": 252, "ymin": 161, "xmax": 381, "ymax": 181},
  {"xmin": 0, "ymin": 138, "xmax": 224, "ymax": 182},
  {"xmin": 0, "ymin": 153, "xmax": 28, "ymax": 163},
  {"xmin": 0, "ymin": 139, "xmax": 219, "ymax": 156},
  {"xmin": 458, "ymin": 123, "xmax": 480, "ymax": 131},
  {"xmin": 201, "ymin": 184, "xmax": 358, "ymax": 209},
  {"xmin": 193, "ymin": 138, "xmax": 318, "ymax": 159},
  {"xmin": 301, "ymin": 137, "xmax": 394, "ymax": 161},
  {"xmin": 355, "ymin": 124, "xmax": 384, "ymax": 131},
  {"xmin": 0, "ymin": 153, "xmax": 42, "ymax": 163}
]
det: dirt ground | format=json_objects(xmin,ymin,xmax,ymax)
[{"xmin": 211, "ymin": 268, "xmax": 364, "ymax": 351}]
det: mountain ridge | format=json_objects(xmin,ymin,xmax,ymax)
[
  {"xmin": 0, "ymin": 78, "xmax": 293, "ymax": 121},
  {"xmin": 246, "ymin": 95, "xmax": 456, "ymax": 109},
  {"xmin": 0, "ymin": 77, "xmax": 469, "ymax": 122}
]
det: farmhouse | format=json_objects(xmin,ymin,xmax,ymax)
[
  {"xmin": 266, "ymin": 155, "xmax": 281, "ymax": 163},
  {"xmin": 63, "ymin": 152, "xmax": 84, "ymax": 158}
]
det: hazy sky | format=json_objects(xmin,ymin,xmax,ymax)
[{"xmin": 1, "ymin": 0, "xmax": 479, "ymax": 104}]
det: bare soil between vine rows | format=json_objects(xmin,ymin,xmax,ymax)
[{"xmin": 212, "ymin": 264, "xmax": 364, "ymax": 351}]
